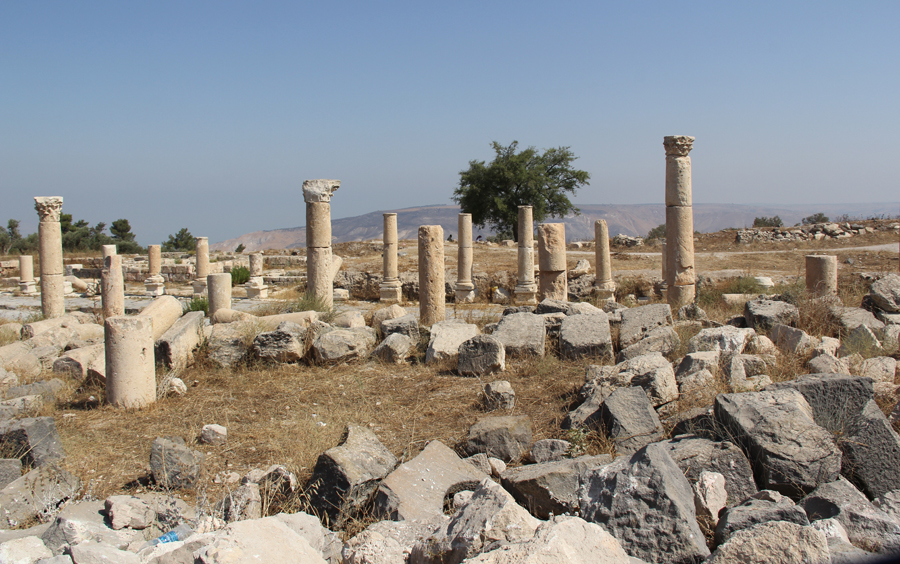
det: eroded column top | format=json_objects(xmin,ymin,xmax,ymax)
[
  {"xmin": 663, "ymin": 136, "xmax": 695, "ymax": 157},
  {"xmin": 302, "ymin": 179, "xmax": 341, "ymax": 203},
  {"xmin": 34, "ymin": 197, "xmax": 64, "ymax": 221}
]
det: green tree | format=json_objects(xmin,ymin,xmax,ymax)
[
  {"xmin": 0, "ymin": 220, "xmax": 22, "ymax": 254},
  {"xmin": 234, "ymin": 243, "xmax": 246, "ymax": 253},
  {"xmin": 451, "ymin": 141, "xmax": 590, "ymax": 242},
  {"xmin": 110, "ymin": 219, "xmax": 136, "ymax": 241},
  {"xmin": 801, "ymin": 212, "xmax": 829, "ymax": 225},
  {"xmin": 753, "ymin": 216, "xmax": 783, "ymax": 228},
  {"xmin": 646, "ymin": 224, "xmax": 666, "ymax": 241},
  {"xmin": 162, "ymin": 228, "xmax": 196, "ymax": 252}
]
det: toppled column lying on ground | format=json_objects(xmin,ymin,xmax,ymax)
[
  {"xmin": 192, "ymin": 237, "xmax": 209, "ymax": 298},
  {"xmin": 144, "ymin": 244, "xmax": 165, "ymax": 296},
  {"xmin": 594, "ymin": 219, "xmax": 615, "ymax": 302},
  {"xmin": 664, "ymin": 135, "xmax": 696, "ymax": 309},
  {"xmin": 101, "ymin": 255, "xmax": 125, "ymax": 319},
  {"xmin": 380, "ymin": 213, "xmax": 402, "ymax": 303},
  {"xmin": 303, "ymin": 179, "xmax": 341, "ymax": 309},
  {"xmin": 455, "ymin": 213, "xmax": 475, "ymax": 303},
  {"xmin": 514, "ymin": 206, "xmax": 538, "ymax": 304},
  {"xmin": 419, "ymin": 225, "xmax": 445, "ymax": 325},
  {"xmin": 245, "ymin": 253, "xmax": 268, "ymax": 299},
  {"xmin": 537, "ymin": 223, "xmax": 567, "ymax": 301},
  {"xmin": 806, "ymin": 255, "xmax": 838, "ymax": 297},
  {"xmin": 34, "ymin": 197, "xmax": 65, "ymax": 318}
]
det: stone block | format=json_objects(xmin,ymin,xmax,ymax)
[
  {"xmin": 251, "ymin": 321, "xmax": 307, "ymax": 363},
  {"xmin": 491, "ymin": 312, "xmax": 545, "ymax": 358},
  {"xmin": 154, "ymin": 311, "xmax": 204, "ymax": 371},
  {"xmin": 616, "ymin": 325, "xmax": 680, "ymax": 362},
  {"xmin": 559, "ymin": 313, "xmax": 613, "ymax": 360},
  {"xmin": 0, "ymin": 417, "xmax": 65, "ymax": 468},
  {"xmin": 502, "ymin": 455, "xmax": 611, "ymax": 519},
  {"xmin": 457, "ymin": 335, "xmax": 505, "ymax": 376},
  {"xmin": 311, "ymin": 327, "xmax": 376, "ymax": 365},
  {"xmin": 599, "ymin": 386, "xmax": 664, "ymax": 456},
  {"xmin": 372, "ymin": 333, "xmax": 412, "ymax": 364},
  {"xmin": 715, "ymin": 490, "xmax": 811, "ymax": 546},
  {"xmin": 482, "ymin": 380, "xmax": 515, "ymax": 410},
  {"xmin": 380, "ymin": 314, "xmax": 419, "ymax": 340},
  {"xmin": 465, "ymin": 415, "xmax": 533, "ymax": 463},
  {"xmin": 744, "ymin": 298, "xmax": 799, "ymax": 331},
  {"xmin": 618, "ymin": 304, "xmax": 673, "ymax": 348},
  {"xmin": 150, "ymin": 437, "xmax": 204, "ymax": 490},
  {"xmin": 424, "ymin": 321, "xmax": 478, "ymax": 366}
]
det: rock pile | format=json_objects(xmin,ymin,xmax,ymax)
[{"xmin": 734, "ymin": 222, "xmax": 892, "ymax": 244}]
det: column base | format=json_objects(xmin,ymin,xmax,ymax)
[
  {"xmin": 18, "ymin": 281, "xmax": 36, "ymax": 295},
  {"xmin": 246, "ymin": 285, "xmax": 269, "ymax": 299},
  {"xmin": 514, "ymin": 283, "xmax": 538, "ymax": 305},
  {"xmin": 455, "ymin": 282, "xmax": 476, "ymax": 303},
  {"xmin": 539, "ymin": 271, "xmax": 568, "ymax": 302},
  {"xmin": 592, "ymin": 287, "xmax": 616, "ymax": 303},
  {"xmin": 667, "ymin": 284, "xmax": 695, "ymax": 310},
  {"xmin": 380, "ymin": 281, "xmax": 402, "ymax": 304},
  {"xmin": 144, "ymin": 282, "xmax": 166, "ymax": 296},
  {"xmin": 192, "ymin": 279, "xmax": 208, "ymax": 300}
]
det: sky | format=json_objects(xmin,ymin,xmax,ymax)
[{"xmin": 1, "ymin": 1, "xmax": 897, "ymax": 246}]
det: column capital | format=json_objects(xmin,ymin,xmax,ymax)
[
  {"xmin": 302, "ymin": 179, "xmax": 341, "ymax": 203},
  {"xmin": 663, "ymin": 136, "xmax": 695, "ymax": 157},
  {"xmin": 34, "ymin": 197, "xmax": 64, "ymax": 222}
]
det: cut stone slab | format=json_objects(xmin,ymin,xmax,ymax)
[
  {"xmin": 616, "ymin": 325, "xmax": 680, "ymax": 362},
  {"xmin": 252, "ymin": 321, "xmax": 307, "ymax": 363},
  {"xmin": 528, "ymin": 438, "xmax": 570, "ymax": 463},
  {"xmin": 578, "ymin": 442, "xmax": 710, "ymax": 564},
  {"xmin": 53, "ymin": 344, "xmax": 105, "ymax": 382},
  {"xmin": 196, "ymin": 516, "xmax": 327, "ymax": 564},
  {"xmin": 380, "ymin": 314, "xmax": 419, "ymax": 340},
  {"xmin": 104, "ymin": 495, "xmax": 155, "ymax": 530},
  {"xmin": 312, "ymin": 327, "xmax": 377, "ymax": 364},
  {"xmin": 372, "ymin": 332, "xmax": 413, "ymax": 364},
  {"xmin": 155, "ymin": 311, "xmax": 204, "ymax": 371},
  {"xmin": 715, "ymin": 490, "xmax": 810, "ymax": 546},
  {"xmin": 714, "ymin": 389, "xmax": 841, "ymax": 498},
  {"xmin": 744, "ymin": 298, "xmax": 799, "ymax": 331},
  {"xmin": 149, "ymin": 437, "xmax": 204, "ymax": 490},
  {"xmin": 465, "ymin": 415, "xmax": 533, "ymax": 463},
  {"xmin": 424, "ymin": 321, "xmax": 478, "ymax": 366},
  {"xmin": 491, "ymin": 313, "xmax": 545, "ymax": 358},
  {"xmin": 599, "ymin": 386, "xmax": 663, "ymax": 456},
  {"xmin": 457, "ymin": 335, "xmax": 505, "ymax": 376},
  {"xmin": 663, "ymin": 435, "xmax": 758, "ymax": 509},
  {"xmin": 373, "ymin": 440, "xmax": 489, "ymax": 522},
  {"xmin": 206, "ymin": 321, "xmax": 253, "ymax": 368},
  {"xmin": 0, "ymin": 463, "xmax": 80, "ymax": 527},
  {"xmin": 688, "ymin": 325, "xmax": 756, "ymax": 354},
  {"xmin": 305, "ymin": 425, "xmax": 398, "ymax": 528},
  {"xmin": 0, "ymin": 417, "xmax": 65, "ymax": 468},
  {"xmin": 482, "ymin": 380, "xmax": 515, "ymax": 410},
  {"xmin": 501, "ymin": 454, "xmax": 611, "ymax": 519},
  {"xmin": 559, "ymin": 313, "xmax": 613, "ymax": 360},
  {"xmin": 868, "ymin": 273, "xmax": 900, "ymax": 313},
  {"xmin": 841, "ymin": 399, "xmax": 900, "ymax": 500},
  {"xmin": 617, "ymin": 303, "xmax": 673, "ymax": 348},
  {"xmin": 707, "ymin": 521, "xmax": 829, "ymax": 564}
]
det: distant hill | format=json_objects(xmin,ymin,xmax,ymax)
[{"xmin": 211, "ymin": 202, "xmax": 898, "ymax": 252}]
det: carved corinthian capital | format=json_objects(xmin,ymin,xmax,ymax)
[
  {"xmin": 302, "ymin": 179, "xmax": 341, "ymax": 203},
  {"xmin": 34, "ymin": 197, "xmax": 64, "ymax": 222},
  {"xmin": 663, "ymin": 136, "xmax": 695, "ymax": 157}
]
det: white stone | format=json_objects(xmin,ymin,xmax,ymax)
[{"xmin": 201, "ymin": 424, "xmax": 228, "ymax": 445}]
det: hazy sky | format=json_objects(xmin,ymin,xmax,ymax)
[{"xmin": 2, "ymin": 1, "xmax": 897, "ymax": 245}]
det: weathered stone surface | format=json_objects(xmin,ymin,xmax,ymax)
[
  {"xmin": 0, "ymin": 464, "xmax": 80, "ymax": 527},
  {"xmin": 767, "ymin": 373, "xmax": 875, "ymax": 431},
  {"xmin": 425, "ymin": 322, "xmax": 478, "ymax": 365},
  {"xmin": 312, "ymin": 327, "xmax": 377, "ymax": 364},
  {"xmin": 618, "ymin": 304, "xmax": 673, "ymax": 348},
  {"xmin": 693, "ymin": 471, "xmax": 727, "ymax": 522},
  {"xmin": 150, "ymin": 437, "xmax": 204, "ymax": 490},
  {"xmin": 216, "ymin": 482, "xmax": 261, "ymax": 522},
  {"xmin": 39, "ymin": 500, "xmax": 145, "ymax": 556},
  {"xmin": 501, "ymin": 455, "xmax": 611, "ymax": 519},
  {"xmin": 465, "ymin": 415, "xmax": 533, "ymax": 463},
  {"xmin": 490, "ymin": 313, "xmax": 545, "ymax": 358},
  {"xmin": 528, "ymin": 438, "xmax": 570, "ymax": 463},
  {"xmin": 859, "ymin": 356, "xmax": 897, "ymax": 383},
  {"xmin": 306, "ymin": 425, "xmax": 397, "ymax": 528},
  {"xmin": 342, "ymin": 516, "xmax": 449, "ymax": 564},
  {"xmin": 559, "ymin": 313, "xmax": 613, "ymax": 360},
  {"xmin": 206, "ymin": 321, "xmax": 252, "ymax": 368},
  {"xmin": 800, "ymin": 477, "xmax": 900, "ymax": 553},
  {"xmin": 715, "ymin": 490, "xmax": 810, "ymax": 545},
  {"xmin": 154, "ymin": 311, "xmax": 204, "ymax": 371},
  {"xmin": 707, "ymin": 521, "xmax": 829, "ymax": 564},
  {"xmin": 380, "ymin": 314, "xmax": 419, "ymax": 339},
  {"xmin": 104, "ymin": 495, "xmax": 155, "ymax": 530},
  {"xmin": 578, "ymin": 442, "xmax": 710, "ymax": 564},
  {"xmin": 616, "ymin": 325, "xmax": 680, "ymax": 362},
  {"xmin": 409, "ymin": 479, "xmax": 540, "ymax": 564},
  {"xmin": 53, "ymin": 344, "xmax": 105, "ymax": 382},
  {"xmin": 0, "ymin": 458, "xmax": 22, "ymax": 489},
  {"xmin": 372, "ymin": 332, "xmax": 412, "ymax": 364},
  {"xmin": 252, "ymin": 321, "xmax": 307, "ymax": 363},
  {"xmin": 70, "ymin": 541, "xmax": 141, "ymax": 563},
  {"xmin": 273, "ymin": 511, "xmax": 341, "ymax": 564},
  {"xmin": 0, "ymin": 417, "xmax": 65, "ymax": 468},
  {"xmin": 196, "ymin": 516, "xmax": 327, "ymax": 564},
  {"xmin": 332, "ymin": 310, "xmax": 365, "ymax": 328},
  {"xmin": 371, "ymin": 304, "xmax": 407, "ymax": 334},
  {"xmin": 831, "ymin": 305, "xmax": 885, "ymax": 333},
  {"xmin": 874, "ymin": 489, "xmax": 900, "ymax": 523},
  {"xmin": 838, "ymin": 324, "xmax": 883, "ymax": 356},
  {"xmin": 457, "ymin": 335, "xmax": 505, "ymax": 376},
  {"xmin": 688, "ymin": 325, "xmax": 755, "ymax": 354},
  {"xmin": 373, "ymin": 441, "xmax": 488, "ymax": 522},
  {"xmin": 599, "ymin": 387, "xmax": 663, "ymax": 456},
  {"xmin": 714, "ymin": 389, "xmax": 841, "ymax": 497},
  {"xmin": 744, "ymin": 298, "xmax": 800, "ymax": 331},
  {"xmin": 841, "ymin": 399, "xmax": 900, "ymax": 499},
  {"xmin": 482, "ymin": 380, "xmax": 515, "ymax": 410},
  {"xmin": 200, "ymin": 424, "xmax": 227, "ymax": 445},
  {"xmin": 663, "ymin": 435, "xmax": 758, "ymax": 509},
  {"xmin": 0, "ymin": 535, "xmax": 53, "ymax": 563},
  {"xmin": 675, "ymin": 350, "xmax": 720, "ymax": 380},
  {"xmin": 868, "ymin": 273, "xmax": 900, "ymax": 313},
  {"xmin": 807, "ymin": 353, "xmax": 850, "ymax": 375}
]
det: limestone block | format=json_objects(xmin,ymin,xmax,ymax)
[
  {"xmin": 618, "ymin": 303, "xmax": 673, "ymax": 348},
  {"xmin": 707, "ymin": 521, "xmax": 828, "ymax": 564},
  {"xmin": 418, "ymin": 225, "xmax": 445, "ymax": 326},
  {"xmin": 0, "ymin": 463, "xmax": 79, "ymax": 528},
  {"xmin": 465, "ymin": 415, "xmax": 533, "ymax": 463},
  {"xmin": 425, "ymin": 321, "xmax": 478, "ymax": 365},
  {"xmin": 207, "ymin": 273, "xmax": 232, "ymax": 319},
  {"xmin": 599, "ymin": 386, "xmax": 664, "ymax": 456},
  {"xmin": 373, "ymin": 333, "xmax": 412, "ymax": 364},
  {"xmin": 483, "ymin": 380, "xmax": 515, "ymax": 410},
  {"xmin": 806, "ymin": 255, "xmax": 838, "ymax": 296},
  {"xmin": 311, "ymin": 327, "xmax": 376, "ymax": 364},
  {"xmin": 138, "ymin": 295, "xmax": 185, "ymax": 341},
  {"xmin": 538, "ymin": 270, "xmax": 567, "ymax": 301},
  {"xmin": 155, "ymin": 311, "xmax": 204, "ymax": 370},
  {"xmin": 150, "ymin": 436, "xmax": 204, "ymax": 490},
  {"xmin": 457, "ymin": 335, "xmax": 505, "ymax": 376},
  {"xmin": 492, "ymin": 312, "xmax": 545, "ymax": 358},
  {"xmin": 306, "ymin": 201, "xmax": 332, "ymax": 248},
  {"xmin": 53, "ymin": 343, "xmax": 105, "ymax": 382},
  {"xmin": 559, "ymin": 313, "xmax": 613, "ymax": 360},
  {"xmin": 105, "ymin": 316, "xmax": 156, "ymax": 408},
  {"xmin": 536, "ymin": 223, "xmax": 566, "ymax": 271}
]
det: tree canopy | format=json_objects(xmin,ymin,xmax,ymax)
[
  {"xmin": 801, "ymin": 212, "xmax": 829, "ymax": 225},
  {"xmin": 753, "ymin": 216, "xmax": 783, "ymax": 228},
  {"xmin": 162, "ymin": 228, "xmax": 197, "ymax": 252},
  {"xmin": 451, "ymin": 141, "xmax": 590, "ymax": 241}
]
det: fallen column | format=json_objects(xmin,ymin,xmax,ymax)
[
  {"xmin": 537, "ymin": 223, "xmax": 567, "ymax": 301},
  {"xmin": 380, "ymin": 213, "xmax": 402, "ymax": 303},
  {"xmin": 138, "ymin": 295, "xmax": 185, "ymax": 341},
  {"xmin": 418, "ymin": 225, "xmax": 445, "ymax": 325},
  {"xmin": 101, "ymin": 255, "xmax": 125, "ymax": 318},
  {"xmin": 144, "ymin": 244, "xmax": 165, "ymax": 296},
  {"xmin": 455, "ymin": 213, "xmax": 475, "ymax": 303},
  {"xmin": 514, "ymin": 206, "xmax": 538, "ymax": 304},
  {"xmin": 34, "ymin": 197, "xmax": 65, "ymax": 318},
  {"xmin": 303, "ymin": 179, "xmax": 341, "ymax": 309},
  {"xmin": 105, "ymin": 316, "xmax": 156, "ymax": 408},
  {"xmin": 593, "ymin": 219, "xmax": 616, "ymax": 302},
  {"xmin": 664, "ymin": 135, "xmax": 696, "ymax": 309}
]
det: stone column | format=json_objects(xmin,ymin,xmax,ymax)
[
  {"xmin": 34, "ymin": 197, "xmax": 65, "ymax": 318},
  {"xmin": 18, "ymin": 255, "xmax": 36, "ymax": 294},
  {"xmin": 455, "ymin": 213, "xmax": 475, "ymax": 303},
  {"xmin": 144, "ymin": 244, "xmax": 165, "ymax": 296},
  {"xmin": 105, "ymin": 316, "xmax": 156, "ymax": 408},
  {"xmin": 593, "ymin": 219, "xmax": 616, "ymax": 302},
  {"xmin": 303, "ymin": 179, "xmax": 341, "ymax": 309},
  {"xmin": 246, "ymin": 253, "xmax": 268, "ymax": 299},
  {"xmin": 101, "ymin": 255, "xmax": 125, "ymax": 318},
  {"xmin": 537, "ymin": 223, "xmax": 567, "ymax": 301},
  {"xmin": 207, "ymin": 273, "xmax": 232, "ymax": 318},
  {"xmin": 102, "ymin": 245, "xmax": 117, "ymax": 260},
  {"xmin": 192, "ymin": 237, "xmax": 210, "ymax": 297},
  {"xmin": 514, "ymin": 206, "xmax": 538, "ymax": 304},
  {"xmin": 380, "ymin": 213, "xmax": 402, "ymax": 303},
  {"xmin": 806, "ymin": 255, "xmax": 838, "ymax": 297},
  {"xmin": 418, "ymin": 225, "xmax": 445, "ymax": 325},
  {"xmin": 664, "ymin": 135, "xmax": 696, "ymax": 309}
]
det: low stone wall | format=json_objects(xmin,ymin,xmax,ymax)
[{"xmin": 735, "ymin": 222, "xmax": 878, "ymax": 244}]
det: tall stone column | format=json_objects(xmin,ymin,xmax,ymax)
[
  {"xmin": 514, "ymin": 206, "xmax": 538, "ymax": 304},
  {"xmin": 537, "ymin": 223, "xmax": 567, "ymax": 301},
  {"xmin": 455, "ymin": 213, "xmax": 475, "ymax": 303},
  {"xmin": 664, "ymin": 135, "xmax": 696, "ymax": 309},
  {"xmin": 303, "ymin": 179, "xmax": 341, "ymax": 309},
  {"xmin": 18, "ymin": 255, "xmax": 36, "ymax": 294},
  {"xmin": 208, "ymin": 273, "xmax": 232, "ymax": 318},
  {"xmin": 246, "ymin": 253, "xmax": 268, "ymax": 299},
  {"xmin": 380, "ymin": 213, "xmax": 402, "ymax": 303},
  {"xmin": 102, "ymin": 245, "xmax": 117, "ymax": 260},
  {"xmin": 144, "ymin": 244, "xmax": 165, "ymax": 296},
  {"xmin": 806, "ymin": 255, "xmax": 838, "ymax": 297},
  {"xmin": 192, "ymin": 237, "xmax": 210, "ymax": 298},
  {"xmin": 101, "ymin": 255, "xmax": 125, "ymax": 319},
  {"xmin": 105, "ymin": 316, "xmax": 156, "ymax": 408},
  {"xmin": 34, "ymin": 197, "xmax": 65, "ymax": 318},
  {"xmin": 593, "ymin": 219, "xmax": 616, "ymax": 302},
  {"xmin": 418, "ymin": 225, "xmax": 445, "ymax": 325}
]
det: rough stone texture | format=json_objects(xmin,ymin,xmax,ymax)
[
  {"xmin": 663, "ymin": 435, "xmax": 758, "ymax": 509},
  {"xmin": 528, "ymin": 438, "xmax": 571, "ymax": 463},
  {"xmin": 342, "ymin": 516, "xmax": 449, "ymax": 564},
  {"xmin": 808, "ymin": 353, "xmax": 850, "ymax": 375},
  {"xmin": 371, "ymin": 304, "xmax": 407, "ymax": 334},
  {"xmin": 457, "ymin": 335, "xmax": 505, "ymax": 376},
  {"xmin": 373, "ymin": 440, "xmax": 489, "ymax": 522},
  {"xmin": 70, "ymin": 542, "xmax": 142, "ymax": 564},
  {"xmin": 425, "ymin": 321, "xmax": 478, "ymax": 365},
  {"xmin": 715, "ymin": 490, "xmax": 811, "ymax": 546},
  {"xmin": 312, "ymin": 327, "xmax": 377, "ymax": 365},
  {"xmin": 868, "ymin": 273, "xmax": 900, "ymax": 313},
  {"xmin": 707, "ymin": 521, "xmax": 829, "ymax": 564},
  {"xmin": 874, "ymin": 490, "xmax": 900, "ymax": 524},
  {"xmin": 714, "ymin": 389, "xmax": 841, "ymax": 497},
  {"xmin": 217, "ymin": 482, "xmax": 262, "ymax": 522},
  {"xmin": 150, "ymin": 437, "xmax": 204, "ymax": 490},
  {"xmin": 693, "ymin": 471, "xmax": 727, "ymax": 522},
  {"xmin": 675, "ymin": 350, "xmax": 720, "ymax": 381},
  {"xmin": 688, "ymin": 325, "xmax": 756, "ymax": 354},
  {"xmin": 599, "ymin": 386, "xmax": 663, "ymax": 456},
  {"xmin": 380, "ymin": 313, "xmax": 419, "ymax": 340},
  {"xmin": 200, "ymin": 424, "xmax": 227, "ymax": 446},
  {"xmin": 744, "ymin": 298, "xmax": 800, "ymax": 331},
  {"xmin": 766, "ymin": 373, "xmax": 875, "ymax": 431},
  {"xmin": 154, "ymin": 311, "xmax": 204, "ymax": 371},
  {"xmin": 0, "ymin": 458, "xmax": 22, "ymax": 489},
  {"xmin": 206, "ymin": 321, "xmax": 252, "ymax": 368},
  {"xmin": 618, "ymin": 304, "xmax": 673, "ymax": 348},
  {"xmin": 616, "ymin": 325, "xmax": 680, "ymax": 362},
  {"xmin": 490, "ymin": 312, "xmax": 545, "ymax": 358},
  {"xmin": 138, "ymin": 295, "xmax": 185, "ymax": 342},
  {"xmin": 831, "ymin": 305, "xmax": 885, "ymax": 333},
  {"xmin": 372, "ymin": 332, "xmax": 412, "ymax": 364},
  {"xmin": 418, "ymin": 225, "xmax": 445, "ymax": 326},
  {"xmin": 859, "ymin": 356, "xmax": 897, "ymax": 383},
  {"xmin": 273, "ymin": 511, "xmax": 341, "ymax": 564},
  {"xmin": 501, "ymin": 455, "xmax": 611, "ymax": 519},
  {"xmin": 409, "ymin": 479, "xmax": 540, "ymax": 564},
  {"xmin": 578, "ymin": 442, "xmax": 710, "ymax": 564},
  {"xmin": 0, "ymin": 463, "xmax": 80, "ymax": 527},
  {"xmin": 104, "ymin": 495, "xmax": 155, "ymax": 530},
  {"xmin": 306, "ymin": 426, "xmax": 398, "ymax": 528},
  {"xmin": 598, "ymin": 352, "xmax": 679, "ymax": 407},
  {"xmin": 53, "ymin": 344, "xmax": 105, "ymax": 382},
  {"xmin": 841, "ymin": 399, "xmax": 900, "ymax": 499},
  {"xmin": 0, "ymin": 417, "xmax": 65, "ymax": 468},
  {"xmin": 465, "ymin": 415, "xmax": 533, "ymax": 463},
  {"xmin": 0, "ymin": 536, "xmax": 54, "ymax": 562},
  {"xmin": 482, "ymin": 380, "xmax": 515, "ymax": 410},
  {"xmin": 196, "ymin": 516, "xmax": 327, "ymax": 564},
  {"xmin": 800, "ymin": 477, "xmax": 900, "ymax": 553},
  {"xmin": 559, "ymin": 313, "xmax": 613, "ymax": 360},
  {"xmin": 251, "ymin": 321, "xmax": 307, "ymax": 363}
]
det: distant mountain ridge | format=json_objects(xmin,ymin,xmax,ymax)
[{"xmin": 211, "ymin": 202, "xmax": 898, "ymax": 252}]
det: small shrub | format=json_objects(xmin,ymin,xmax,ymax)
[
  {"xmin": 231, "ymin": 266, "xmax": 251, "ymax": 286},
  {"xmin": 753, "ymin": 216, "xmax": 783, "ymax": 228},
  {"xmin": 188, "ymin": 297, "xmax": 209, "ymax": 316},
  {"xmin": 646, "ymin": 224, "xmax": 666, "ymax": 241},
  {"xmin": 290, "ymin": 292, "xmax": 336, "ymax": 323},
  {"xmin": 234, "ymin": 243, "xmax": 246, "ymax": 253},
  {"xmin": 802, "ymin": 212, "xmax": 829, "ymax": 225}
]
